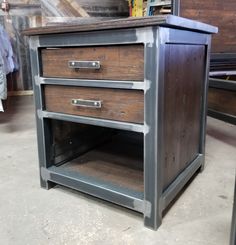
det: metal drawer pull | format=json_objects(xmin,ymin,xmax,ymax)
[
  {"xmin": 68, "ymin": 61, "xmax": 101, "ymax": 69},
  {"xmin": 71, "ymin": 99, "xmax": 102, "ymax": 108}
]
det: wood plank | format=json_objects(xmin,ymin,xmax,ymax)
[
  {"xmin": 66, "ymin": 0, "xmax": 90, "ymax": 17},
  {"xmin": 44, "ymin": 85, "xmax": 144, "ymax": 124},
  {"xmin": 22, "ymin": 15, "xmax": 217, "ymax": 36},
  {"xmin": 208, "ymin": 88, "xmax": 236, "ymax": 116},
  {"xmin": 41, "ymin": 45, "xmax": 144, "ymax": 81},
  {"xmin": 180, "ymin": 0, "xmax": 236, "ymax": 53},
  {"xmin": 163, "ymin": 44, "xmax": 205, "ymax": 189},
  {"xmin": 60, "ymin": 137, "xmax": 144, "ymax": 193}
]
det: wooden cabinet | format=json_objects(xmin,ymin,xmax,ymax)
[{"xmin": 24, "ymin": 15, "xmax": 217, "ymax": 230}]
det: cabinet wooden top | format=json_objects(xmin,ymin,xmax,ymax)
[{"xmin": 22, "ymin": 15, "xmax": 218, "ymax": 36}]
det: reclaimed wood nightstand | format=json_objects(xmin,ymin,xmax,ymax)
[{"xmin": 24, "ymin": 15, "xmax": 217, "ymax": 230}]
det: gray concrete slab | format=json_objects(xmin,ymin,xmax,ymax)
[{"xmin": 0, "ymin": 96, "xmax": 235, "ymax": 245}]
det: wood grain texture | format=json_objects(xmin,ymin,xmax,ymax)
[
  {"xmin": 41, "ymin": 45, "xmax": 144, "ymax": 81},
  {"xmin": 60, "ymin": 136, "xmax": 143, "ymax": 192},
  {"xmin": 44, "ymin": 85, "xmax": 144, "ymax": 123},
  {"xmin": 51, "ymin": 120, "xmax": 115, "ymax": 164},
  {"xmin": 208, "ymin": 88, "xmax": 236, "ymax": 116},
  {"xmin": 180, "ymin": 0, "xmax": 236, "ymax": 53},
  {"xmin": 163, "ymin": 44, "xmax": 205, "ymax": 189},
  {"xmin": 22, "ymin": 15, "xmax": 217, "ymax": 36}
]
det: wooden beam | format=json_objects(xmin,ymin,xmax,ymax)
[
  {"xmin": 66, "ymin": 0, "xmax": 89, "ymax": 17},
  {"xmin": 41, "ymin": 0, "xmax": 89, "ymax": 17},
  {"xmin": 8, "ymin": 90, "xmax": 33, "ymax": 96}
]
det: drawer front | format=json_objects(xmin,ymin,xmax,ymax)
[
  {"xmin": 41, "ymin": 45, "xmax": 144, "ymax": 81},
  {"xmin": 44, "ymin": 85, "xmax": 144, "ymax": 123}
]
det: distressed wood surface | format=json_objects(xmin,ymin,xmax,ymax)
[
  {"xmin": 180, "ymin": 0, "xmax": 236, "ymax": 53},
  {"xmin": 60, "ymin": 135, "xmax": 143, "ymax": 192},
  {"xmin": 41, "ymin": 45, "xmax": 144, "ymax": 81},
  {"xmin": 23, "ymin": 15, "xmax": 217, "ymax": 36},
  {"xmin": 208, "ymin": 88, "xmax": 236, "ymax": 116},
  {"xmin": 163, "ymin": 44, "xmax": 205, "ymax": 189},
  {"xmin": 44, "ymin": 85, "xmax": 144, "ymax": 123},
  {"xmin": 41, "ymin": 17, "xmax": 115, "ymax": 26}
]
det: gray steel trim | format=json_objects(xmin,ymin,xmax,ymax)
[
  {"xmin": 162, "ymin": 154, "xmax": 203, "ymax": 209},
  {"xmin": 172, "ymin": 0, "xmax": 180, "ymax": 16},
  {"xmin": 164, "ymin": 15, "xmax": 217, "ymax": 34},
  {"xmin": 44, "ymin": 166, "xmax": 144, "ymax": 213},
  {"xmin": 209, "ymin": 78, "xmax": 236, "ymax": 91},
  {"xmin": 199, "ymin": 36, "xmax": 212, "ymax": 170},
  {"xmin": 40, "ymin": 77, "xmax": 146, "ymax": 90},
  {"xmin": 143, "ymin": 27, "xmax": 163, "ymax": 230},
  {"xmin": 208, "ymin": 109, "xmax": 236, "ymax": 125},
  {"xmin": 38, "ymin": 27, "xmax": 149, "ymax": 47},
  {"xmin": 166, "ymin": 28, "xmax": 209, "ymax": 45},
  {"xmin": 41, "ymin": 111, "xmax": 144, "ymax": 133}
]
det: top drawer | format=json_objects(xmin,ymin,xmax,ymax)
[{"xmin": 41, "ymin": 45, "xmax": 144, "ymax": 81}]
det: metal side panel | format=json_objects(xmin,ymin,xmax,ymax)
[
  {"xmin": 39, "ymin": 77, "xmax": 146, "ymax": 90},
  {"xmin": 29, "ymin": 36, "xmax": 54, "ymax": 189}
]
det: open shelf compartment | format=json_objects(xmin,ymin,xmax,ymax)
[{"xmin": 45, "ymin": 119, "xmax": 144, "ymax": 209}]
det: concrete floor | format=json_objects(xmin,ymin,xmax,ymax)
[{"xmin": 0, "ymin": 95, "xmax": 235, "ymax": 245}]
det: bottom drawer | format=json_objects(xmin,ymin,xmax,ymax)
[{"xmin": 44, "ymin": 85, "xmax": 144, "ymax": 124}]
